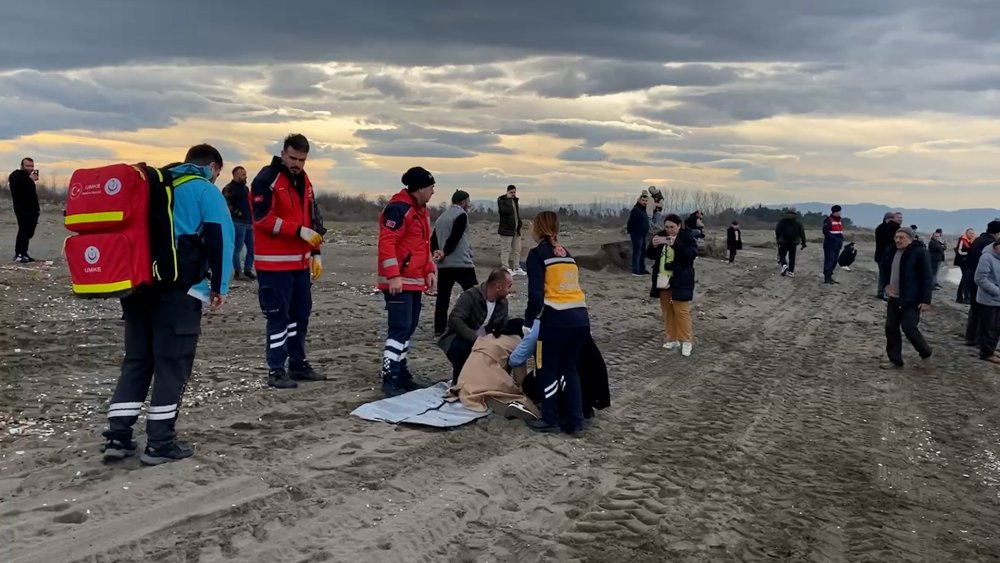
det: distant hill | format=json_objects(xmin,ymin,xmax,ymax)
[{"xmin": 780, "ymin": 202, "xmax": 1000, "ymax": 236}]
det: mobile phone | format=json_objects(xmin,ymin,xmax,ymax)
[{"xmin": 31, "ymin": 169, "xmax": 39, "ymax": 178}]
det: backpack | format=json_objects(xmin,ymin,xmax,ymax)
[
  {"xmin": 838, "ymin": 242, "xmax": 858, "ymax": 267},
  {"xmin": 63, "ymin": 163, "xmax": 197, "ymax": 298}
]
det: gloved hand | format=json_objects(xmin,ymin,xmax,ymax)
[
  {"xmin": 310, "ymin": 255, "xmax": 323, "ymax": 280},
  {"xmin": 523, "ymin": 319, "xmax": 540, "ymax": 337},
  {"xmin": 299, "ymin": 226, "xmax": 323, "ymax": 247}
]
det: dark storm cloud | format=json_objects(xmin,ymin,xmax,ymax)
[
  {"xmin": 263, "ymin": 66, "xmax": 331, "ymax": 98},
  {"xmin": 494, "ymin": 120, "xmax": 675, "ymax": 148},
  {"xmin": 517, "ymin": 61, "xmax": 740, "ymax": 98},
  {"xmin": 361, "ymin": 74, "xmax": 412, "ymax": 99},
  {"xmin": 354, "ymin": 121, "xmax": 515, "ymax": 159},
  {"xmin": 2, "ymin": 1, "xmax": 985, "ymax": 71}
]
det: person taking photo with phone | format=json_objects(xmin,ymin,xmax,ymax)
[{"xmin": 8, "ymin": 157, "xmax": 40, "ymax": 263}]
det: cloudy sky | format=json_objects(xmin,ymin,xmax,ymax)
[{"xmin": 1, "ymin": 0, "xmax": 998, "ymax": 210}]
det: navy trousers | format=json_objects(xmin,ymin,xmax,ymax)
[
  {"xmin": 104, "ymin": 289, "xmax": 202, "ymax": 447},
  {"xmin": 535, "ymin": 324, "xmax": 588, "ymax": 431},
  {"xmin": 381, "ymin": 290, "xmax": 422, "ymax": 381},
  {"xmin": 823, "ymin": 245, "xmax": 841, "ymax": 278},
  {"xmin": 257, "ymin": 269, "xmax": 312, "ymax": 371},
  {"xmin": 630, "ymin": 232, "xmax": 646, "ymax": 274}
]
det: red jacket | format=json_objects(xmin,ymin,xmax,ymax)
[
  {"xmin": 250, "ymin": 157, "xmax": 321, "ymax": 271},
  {"xmin": 377, "ymin": 190, "xmax": 436, "ymax": 291}
]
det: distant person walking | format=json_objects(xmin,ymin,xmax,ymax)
[
  {"xmin": 955, "ymin": 228, "xmax": 975, "ymax": 303},
  {"xmin": 627, "ymin": 191, "xmax": 651, "ymax": 276},
  {"xmin": 726, "ymin": 221, "xmax": 742, "ymax": 264},
  {"xmin": 879, "ymin": 227, "xmax": 933, "ymax": 371},
  {"xmin": 973, "ymin": 239, "xmax": 1000, "ymax": 364},
  {"xmin": 431, "ymin": 190, "xmax": 478, "ymax": 336},
  {"xmin": 497, "ymin": 185, "xmax": 525, "ymax": 275},
  {"xmin": 928, "ymin": 229, "xmax": 946, "ymax": 290},
  {"xmin": 222, "ymin": 166, "xmax": 255, "ymax": 280},
  {"xmin": 8, "ymin": 157, "xmax": 40, "ymax": 263},
  {"xmin": 377, "ymin": 166, "xmax": 438, "ymax": 397},
  {"xmin": 775, "ymin": 207, "xmax": 806, "ymax": 277},
  {"xmin": 822, "ymin": 205, "xmax": 845, "ymax": 284},
  {"xmin": 523, "ymin": 211, "xmax": 590, "ymax": 434},
  {"xmin": 251, "ymin": 134, "xmax": 326, "ymax": 389},
  {"xmin": 964, "ymin": 222, "xmax": 1000, "ymax": 347},
  {"xmin": 648, "ymin": 214, "xmax": 698, "ymax": 356},
  {"xmin": 874, "ymin": 211, "xmax": 902, "ymax": 299}
]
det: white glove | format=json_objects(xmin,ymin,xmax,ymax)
[{"xmin": 299, "ymin": 227, "xmax": 323, "ymax": 247}]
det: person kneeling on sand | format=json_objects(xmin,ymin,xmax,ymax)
[
  {"xmin": 648, "ymin": 214, "xmax": 698, "ymax": 356},
  {"xmin": 445, "ymin": 318, "xmax": 538, "ymax": 421},
  {"xmin": 437, "ymin": 269, "xmax": 513, "ymax": 384},
  {"xmin": 879, "ymin": 227, "xmax": 933, "ymax": 371}
]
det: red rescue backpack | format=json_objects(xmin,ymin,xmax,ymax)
[{"xmin": 63, "ymin": 164, "xmax": 195, "ymax": 298}]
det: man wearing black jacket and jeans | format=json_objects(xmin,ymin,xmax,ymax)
[
  {"xmin": 874, "ymin": 211, "xmax": 901, "ymax": 299},
  {"xmin": 964, "ymin": 221, "xmax": 1000, "ymax": 346},
  {"xmin": 8, "ymin": 157, "xmax": 40, "ymax": 263},
  {"xmin": 879, "ymin": 227, "xmax": 933, "ymax": 371},
  {"xmin": 627, "ymin": 193, "xmax": 650, "ymax": 276},
  {"xmin": 774, "ymin": 207, "xmax": 806, "ymax": 277},
  {"xmin": 222, "ymin": 166, "xmax": 255, "ymax": 280}
]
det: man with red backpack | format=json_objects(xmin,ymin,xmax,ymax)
[
  {"xmin": 101, "ymin": 144, "xmax": 235, "ymax": 465},
  {"xmin": 251, "ymin": 134, "xmax": 327, "ymax": 389},
  {"xmin": 377, "ymin": 166, "xmax": 438, "ymax": 397}
]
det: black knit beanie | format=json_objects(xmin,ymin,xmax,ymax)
[{"xmin": 402, "ymin": 166, "xmax": 435, "ymax": 191}]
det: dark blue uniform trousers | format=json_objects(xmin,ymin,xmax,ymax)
[
  {"xmin": 257, "ymin": 269, "xmax": 312, "ymax": 371},
  {"xmin": 104, "ymin": 289, "xmax": 202, "ymax": 448},
  {"xmin": 381, "ymin": 290, "xmax": 422, "ymax": 382},
  {"xmin": 535, "ymin": 324, "xmax": 588, "ymax": 430}
]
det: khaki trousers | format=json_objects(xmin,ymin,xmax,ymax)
[
  {"xmin": 500, "ymin": 235, "xmax": 522, "ymax": 269},
  {"xmin": 659, "ymin": 290, "xmax": 693, "ymax": 343}
]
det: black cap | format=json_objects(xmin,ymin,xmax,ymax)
[
  {"xmin": 402, "ymin": 166, "xmax": 435, "ymax": 191},
  {"xmin": 832, "ymin": 205, "xmax": 842, "ymax": 213},
  {"xmin": 987, "ymin": 221, "xmax": 1000, "ymax": 235},
  {"xmin": 451, "ymin": 189, "xmax": 470, "ymax": 204}
]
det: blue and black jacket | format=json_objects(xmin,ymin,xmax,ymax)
[{"xmin": 168, "ymin": 163, "xmax": 235, "ymax": 297}]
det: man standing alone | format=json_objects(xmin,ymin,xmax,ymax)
[
  {"xmin": 8, "ymin": 157, "xmax": 40, "ymax": 263},
  {"xmin": 822, "ymin": 205, "xmax": 845, "ymax": 284},
  {"xmin": 497, "ymin": 185, "xmax": 525, "ymax": 275},
  {"xmin": 251, "ymin": 134, "xmax": 326, "ymax": 389},
  {"xmin": 774, "ymin": 207, "xmax": 806, "ymax": 277},
  {"xmin": 879, "ymin": 227, "xmax": 933, "ymax": 371},
  {"xmin": 627, "ymin": 191, "xmax": 651, "ymax": 276},
  {"xmin": 874, "ymin": 211, "xmax": 901, "ymax": 298},
  {"xmin": 222, "ymin": 166, "xmax": 255, "ymax": 280},
  {"xmin": 431, "ymin": 190, "xmax": 478, "ymax": 336}
]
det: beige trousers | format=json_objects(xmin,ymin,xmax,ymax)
[
  {"xmin": 500, "ymin": 235, "xmax": 522, "ymax": 269},
  {"xmin": 659, "ymin": 290, "xmax": 693, "ymax": 343}
]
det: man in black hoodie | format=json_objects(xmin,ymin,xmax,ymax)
[
  {"xmin": 874, "ymin": 211, "xmax": 901, "ymax": 299},
  {"xmin": 8, "ymin": 157, "xmax": 40, "ymax": 263},
  {"xmin": 964, "ymin": 221, "xmax": 1000, "ymax": 346},
  {"xmin": 774, "ymin": 207, "xmax": 807, "ymax": 277},
  {"xmin": 222, "ymin": 166, "xmax": 256, "ymax": 280}
]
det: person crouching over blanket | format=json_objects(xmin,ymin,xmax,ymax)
[
  {"xmin": 445, "ymin": 318, "xmax": 539, "ymax": 421},
  {"xmin": 437, "ymin": 269, "xmax": 513, "ymax": 384}
]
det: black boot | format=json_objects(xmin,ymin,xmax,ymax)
[
  {"xmin": 101, "ymin": 436, "xmax": 138, "ymax": 462},
  {"xmin": 400, "ymin": 369, "xmax": 426, "ymax": 391},
  {"xmin": 381, "ymin": 374, "xmax": 407, "ymax": 398},
  {"xmin": 243, "ymin": 270, "xmax": 257, "ymax": 281},
  {"xmin": 289, "ymin": 361, "xmax": 325, "ymax": 381},
  {"xmin": 140, "ymin": 441, "xmax": 194, "ymax": 465},
  {"xmin": 525, "ymin": 419, "xmax": 562, "ymax": 434},
  {"xmin": 267, "ymin": 369, "xmax": 298, "ymax": 389}
]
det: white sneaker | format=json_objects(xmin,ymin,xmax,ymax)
[
  {"xmin": 663, "ymin": 341, "xmax": 679, "ymax": 350},
  {"xmin": 681, "ymin": 342, "xmax": 693, "ymax": 357},
  {"xmin": 512, "ymin": 268, "xmax": 527, "ymax": 276}
]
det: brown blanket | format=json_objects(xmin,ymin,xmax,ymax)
[{"xmin": 445, "ymin": 334, "xmax": 538, "ymax": 416}]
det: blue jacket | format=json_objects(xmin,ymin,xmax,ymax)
[
  {"xmin": 168, "ymin": 163, "xmax": 235, "ymax": 299},
  {"xmin": 879, "ymin": 241, "xmax": 932, "ymax": 307},
  {"xmin": 627, "ymin": 204, "xmax": 650, "ymax": 236},
  {"xmin": 975, "ymin": 248, "xmax": 1000, "ymax": 307}
]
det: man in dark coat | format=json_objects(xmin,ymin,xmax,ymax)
[
  {"xmin": 775, "ymin": 207, "xmax": 806, "ymax": 277},
  {"xmin": 8, "ymin": 157, "xmax": 40, "ymax": 263},
  {"xmin": 726, "ymin": 221, "xmax": 742, "ymax": 264},
  {"xmin": 626, "ymin": 192, "xmax": 651, "ymax": 276},
  {"xmin": 879, "ymin": 227, "xmax": 933, "ymax": 370},
  {"xmin": 497, "ymin": 185, "xmax": 525, "ymax": 274},
  {"xmin": 874, "ymin": 211, "xmax": 902, "ymax": 298}
]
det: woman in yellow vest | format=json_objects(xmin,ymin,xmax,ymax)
[
  {"xmin": 523, "ymin": 211, "xmax": 590, "ymax": 434},
  {"xmin": 647, "ymin": 213, "xmax": 698, "ymax": 356}
]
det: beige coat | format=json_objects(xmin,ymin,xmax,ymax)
[{"xmin": 445, "ymin": 334, "xmax": 538, "ymax": 416}]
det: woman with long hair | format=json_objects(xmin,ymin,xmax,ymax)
[
  {"xmin": 956, "ymin": 228, "xmax": 975, "ymax": 303},
  {"xmin": 522, "ymin": 211, "xmax": 590, "ymax": 434},
  {"xmin": 647, "ymin": 214, "xmax": 699, "ymax": 356}
]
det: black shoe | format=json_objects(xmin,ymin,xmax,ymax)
[
  {"xmin": 233, "ymin": 271, "xmax": 242, "ymax": 280},
  {"xmin": 243, "ymin": 270, "xmax": 257, "ymax": 281},
  {"xmin": 13, "ymin": 254, "xmax": 29, "ymax": 264},
  {"xmin": 382, "ymin": 375, "xmax": 408, "ymax": 398},
  {"xmin": 267, "ymin": 369, "xmax": 298, "ymax": 389},
  {"xmin": 289, "ymin": 362, "xmax": 325, "ymax": 381},
  {"xmin": 24, "ymin": 254, "xmax": 36, "ymax": 262},
  {"xmin": 400, "ymin": 373, "xmax": 424, "ymax": 392},
  {"xmin": 525, "ymin": 419, "xmax": 562, "ymax": 434},
  {"xmin": 140, "ymin": 441, "xmax": 194, "ymax": 465},
  {"xmin": 101, "ymin": 438, "xmax": 138, "ymax": 462}
]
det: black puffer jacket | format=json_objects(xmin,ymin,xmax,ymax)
[
  {"xmin": 879, "ymin": 241, "xmax": 933, "ymax": 307},
  {"xmin": 646, "ymin": 228, "xmax": 698, "ymax": 301}
]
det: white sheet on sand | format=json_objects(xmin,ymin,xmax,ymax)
[{"xmin": 350, "ymin": 382, "xmax": 491, "ymax": 427}]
